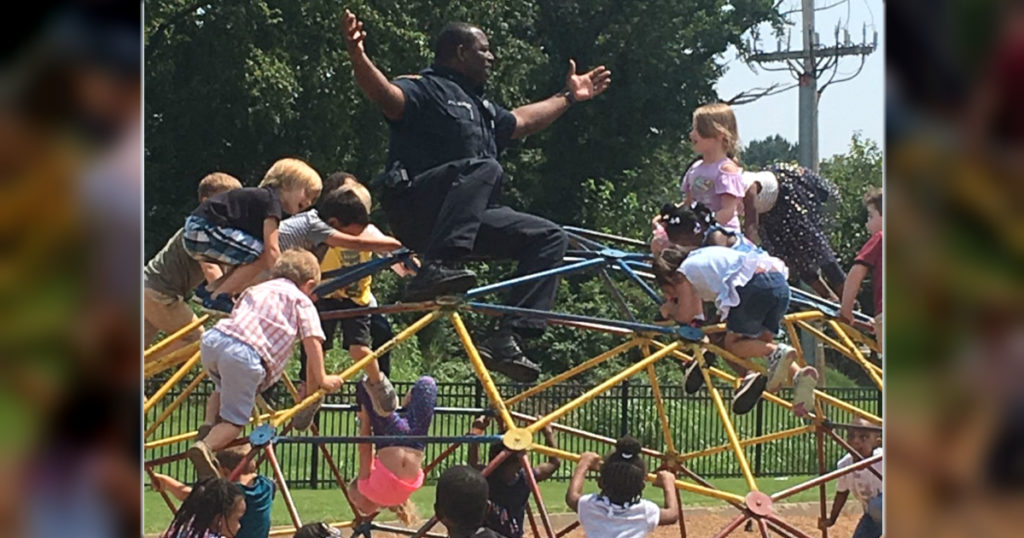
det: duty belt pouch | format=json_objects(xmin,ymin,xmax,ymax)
[{"xmin": 373, "ymin": 161, "xmax": 411, "ymax": 199}]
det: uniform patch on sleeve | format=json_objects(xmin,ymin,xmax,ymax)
[{"xmin": 395, "ymin": 74, "xmax": 422, "ymax": 79}]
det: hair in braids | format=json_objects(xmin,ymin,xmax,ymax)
[
  {"xmin": 162, "ymin": 477, "xmax": 243, "ymax": 538},
  {"xmin": 659, "ymin": 201, "xmax": 717, "ymax": 246},
  {"xmin": 598, "ymin": 436, "xmax": 648, "ymax": 506}
]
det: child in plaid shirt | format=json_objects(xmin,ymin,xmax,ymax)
[{"xmin": 188, "ymin": 249, "xmax": 344, "ymax": 479}]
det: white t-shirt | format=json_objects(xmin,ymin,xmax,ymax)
[
  {"xmin": 836, "ymin": 447, "xmax": 883, "ymax": 510},
  {"xmin": 577, "ymin": 494, "xmax": 660, "ymax": 538}
]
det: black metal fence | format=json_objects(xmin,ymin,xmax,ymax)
[{"xmin": 145, "ymin": 377, "xmax": 880, "ymax": 488}]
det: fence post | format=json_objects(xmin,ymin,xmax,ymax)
[
  {"xmin": 620, "ymin": 380, "xmax": 630, "ymax": 437},
  {"xmin": 309, "ymin": 411, "xmax": 320, "ymax": 489},
  {"xmin": 754, "ymin": 398, "xmax": 764, "ymax": 476}
]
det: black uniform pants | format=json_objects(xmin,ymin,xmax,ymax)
[{"xmin": 382, "ymin": 158, "xmax": 567, "ymax": 336}]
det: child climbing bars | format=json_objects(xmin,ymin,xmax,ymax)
[
  {"xmin": 566, "ymin": 436, "xmax": 679, "ymax": 538},
  {"xmin": 346, "ymin": 376, "xmax": 438, "ymax": 525}
]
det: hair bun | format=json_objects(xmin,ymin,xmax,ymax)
[{"xmin": 616, "ymin": 436, "xmax": 642, "ymax": 456}]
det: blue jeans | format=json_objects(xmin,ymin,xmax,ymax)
[{"xmin": 852, "ymin": 495, "xmax": 883, "ymax": 538}]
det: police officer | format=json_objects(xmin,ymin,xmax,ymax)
[{"xmin": 343, "ymin": 10, "xmax": 611, "ymax": 382}]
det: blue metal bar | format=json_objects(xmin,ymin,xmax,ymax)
[
  {"xmin": 320, "ymin": 404, "xmax": 493, "ymax": 415},
  {"xmin": 598, "ymin": 268, "xmax": 637, "ymax": 323},
  {"xmin": 565, "ymin": 231, "xmax": 608, "ymax": 251},
  {"xmin": 465, "ymin": 301, "xmax": 704, "ymax": 342},
  {"xmin": 315, "ymin": 250, "xmax": 414, "ymax": 297},
  {"xmin": 615, "ymin": 259, "xmax": 663, "ymax": 304},
  {"xmin": 465, "ymin": 257, "xmax": 608, "ymax": 299},
  {"xmin": 790, "ymin": 287, "xmax": 874, "ymax": 323},
  {"xmin": 274, "ymin": 435, "xmax": 504, "ymax": 444}
]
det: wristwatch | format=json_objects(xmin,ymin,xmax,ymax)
[{"xmin": 559, "ymin": 89, "xmax": 576, "ymax": 105}]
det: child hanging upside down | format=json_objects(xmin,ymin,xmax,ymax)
[
  {"xmin": 652, "ymin": 241, "xmax": 819, "ymax": 417},
  {"xmin": 347, "ymin": 376, "xmax": 438, "ymax": 525}
]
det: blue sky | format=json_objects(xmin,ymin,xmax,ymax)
[{"xmin": 715, "ymin": 0, "xmax": 883, "ymax": 159}]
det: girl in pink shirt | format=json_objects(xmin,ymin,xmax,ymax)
[{"xmin": 681, "ymin": 103, "xmax": 747, "ymax": 231}]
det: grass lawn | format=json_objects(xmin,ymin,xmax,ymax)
[{"xmin": 144, "ymin": 474, "xmax": 835, "ymax": 533}]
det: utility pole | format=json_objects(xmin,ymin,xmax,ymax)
[{"xmin": 745, "ymin": 0, "xmax": 877, "ymax": 172}]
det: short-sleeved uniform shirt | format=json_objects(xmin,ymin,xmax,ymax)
[
  {"xmin": 854, "ymin": 231, "xmax": 883, "ymax": 315},
  {"xmin": 192, "ymin": 186, "xmax": 286, "ymax": 238},
  {"xmin": 387, "ymin": 66, "xmax": 518, "ymax": 177}
]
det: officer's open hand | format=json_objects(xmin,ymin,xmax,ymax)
[
  {"xmin": 564, "ymin": 59, "xmax": 612, "ymax": 102},
  {"xmin": 341, "ymin": 9, "xmax": 367, "ymax": 55}
]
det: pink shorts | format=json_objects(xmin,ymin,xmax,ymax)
[{"xmin": 357, "ymin": 458, "xmax": 423, "ymax": 507}]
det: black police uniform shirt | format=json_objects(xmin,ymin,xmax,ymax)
[{"xmin": 386, "ymin": 65, "xmax": 517, "ymax": 178}]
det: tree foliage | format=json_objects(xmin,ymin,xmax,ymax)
[{"xmin": 742, "ymin": 134, "xmax": 799, "ymax": 170}]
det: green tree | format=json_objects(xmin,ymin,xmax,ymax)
[
  {"xmin": 742, "ymin": 134, "xmax": 799, "ymax": 170},
  {"xmin": 819, "ymin": 133, "xmax": 883, "ymax": 266}
]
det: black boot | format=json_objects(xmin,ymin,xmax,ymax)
[
  {"xmin": 403, "ymin": 261, "xmax": 477, "ymax": 302},
  {"xmin": 477, "ymin": 330, "xmax": 540, "ymax": 383}
]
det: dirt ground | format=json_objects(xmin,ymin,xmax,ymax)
[{"xmin": 359, "ymin": 502, "xmax": 864, "ymax": 538}]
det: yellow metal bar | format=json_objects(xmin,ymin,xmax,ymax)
[
  {"xmin": 144, "ymin": 371, "xmax": 207, "ymax": 439},
  {"xmin": 826, "ymin": 320, "xmax": 883, "ymax": 376},
  {"xmin": 694, "ymin": 347, "xmax": 758, "ymax": 492},
  {"xmin": 450, "ymin": 312, "xmax": 516, "ymax": 431},
  {"xmin": 144, "ymin": 340, "xmax": 202, "ymax": 378},
  {"xmin": 643, "ymin": 343, "xmax": 677, "ymax": 455},
  {"xmin": 144, "ymin": 314, "xmax": 210, "ymax": 360},
  {"xmin": 530, "ymin": 444, "xmax": 745, "ymax": 504},
  {"xmin": 505, "ymin": 339, "xmax": 639, "ymax": 407},
  {"xmin": 144, "ymin": 351, "xmax": 202, "ymax": 414},
  {"xmin": 824, "ymin": 320, "xmax": 883, "ymax": 389},
  {"xmin": 817, "ymin": 391, "xmax": 882, "ymax": 425},
  {"xmin": 837, "ymin": 321, "xmax": 882, "ymax": 354},
  {"xmin": 272, "ymin": 309, "xmax": 444, "ymax": 428},
  {"xmin": 782, "ymin": 310, "xmax": 827, "ymax": 323},
  {"xmin": 526, "ymin": 342, "xmax": 681, "ymax": 434},
  {"xmin": 680, "ymin": 425, "xmax": 816, "ymax": 461},
  {"xmin": 794, "ymin": 320, "xmax": 861, "ymax": 362},
  {"xmin": 783, "ymin": 321, "xmax": 807, "ymax": 368},
  {"xmin": 144, "ymin": 412, "xmax": 284, "ymax": 450}
]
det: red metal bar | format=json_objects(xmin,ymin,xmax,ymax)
[
  {"xmin": 816, "ymin": 428, "xmax": 829, "ymax": 538},
  {"xmin": 145, "ymin": 436, "xmax": 251, "ymax": 468},
  {"xmin": 264, "ymin": 444, "xmax": 302, "ymax": 529},
  {"xmin": 424, "ymin": 442, "xmax": 464, "ymax": 475},
  {"xmin": 319, "ymin": 301, "xmax": 438, "ymax": 320},
  {"xmin": 227, "ymin": 444, "xmax": 260, "ymax": 483},
  {"xmin": 823, "ymin": 425, "xmax": 883, "ymax": 479},
  {"xmin": 410, "ymin": 516, "xmax": 440, "ymax": 538},
  {"xmin": 520, "ymin": 453, "xmax": 555, "ymax": 538},
  {"xmin": 712, "ymin": 514, "xmax": 750, "ymax": 538},
  {"xmin": 555, "ymin": 521, "xmax": 580, "ymax": 538},
  {"xmin": 145, "ymin": 464, "xmax": 177, "ymax": 513},
  {"xmin": 525, "ymin": 503, "xmax": 540, "ymax": 538},
  {"xmin": 676, "ymin": 487, "xmax": 687, "ymax": 538},
  {"xmin": 764, "ymin": 514, "xmax": 817, "ymax": 538},
  {"xmin": 756, "ymin": 517, "xmax": 770, "ymax": 538},
  {"xmin": 771, "ymin": 454, "xmax": 882, "ymax": 502}
]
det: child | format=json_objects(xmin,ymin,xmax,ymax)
[
  {"xmin": 652, "ymin": 244, "xmax": 819, "ymax": 416},
  {"xmin": 468, "ymin": 421, "xmax": 560, "ymax": 538},
  {"xmin": 183, "ymin": 158, "xmax": 322, "ymax": 305},
  {"xmin": 144, "ymin": 172, "xmax": 242, "ymax": 356},
  {"xmin": 743, "ymin": 164, "xmax": 847, "ymax": 301},
  {"xmin": 435, "ymin": 465, "xmax": 505, "ymax": 538},
  {"xmin": 288, "ymin": 181, "xmax": 404, "ymax": 425},
  {"xmin": 566, "ymin": 436, "xmax": 679, "ymax": 537},
  {"xmin": 189, "ymin": 249, "xmax": 344, "ymax": 479},
  {"xmin": 820, "ymin": 418, "xmax": 883, "ymax": 538},
  {"xmin": 161, "ymin": 477, "xmax": 246, "ymax": 538},
  {"xmin": 840, "ymin": 187, "xmax": 883, "ymax": 346},
  {"xmin": 346, "ymin": 376, "xmax": 438, "ymax": 525},
  {"xmin": 681, "ymin": 103, "xmax": 747, "ymax": 232},
  {"xmin": 152, "ymin": 444, "xmax": 275, "ymax": 538}
]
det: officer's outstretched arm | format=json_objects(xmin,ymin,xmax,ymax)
[
  {"xmin": 342, "ymin": 9, "xmax": 406, "ymax": 121},
  {"xmin": 511, "ymin": 59, "xmax": 611, "ymax": 139}
]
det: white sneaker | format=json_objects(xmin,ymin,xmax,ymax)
[
  {"xmin": 765, "ymin": 344, "xmax": 796, "ymax": 393},
  {"xmin": 791, "ymin": 366, "xmax": 819, "ymax": 417}
]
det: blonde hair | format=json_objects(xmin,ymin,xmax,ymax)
[
  {"xmin": 259, "ymin": 158, "xmax": 323, "ymax": 197},
  {"xmin": 388, "ymin": 500, "xmax": 419, "ymax": 526},
  {"xmin": 693, "ymin": 103, "xmax": 741, "ymax": 159},
  {"xmin": 270, "ymin": 248, "xmax": 321, "ymax": 286},
  {"xmin": 338, "ymin": 178, "xmax": 372, "ymax": 214},
  {"xmin": 198, "ymin": 172, "xmax": 242, "ymax": 202}
]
